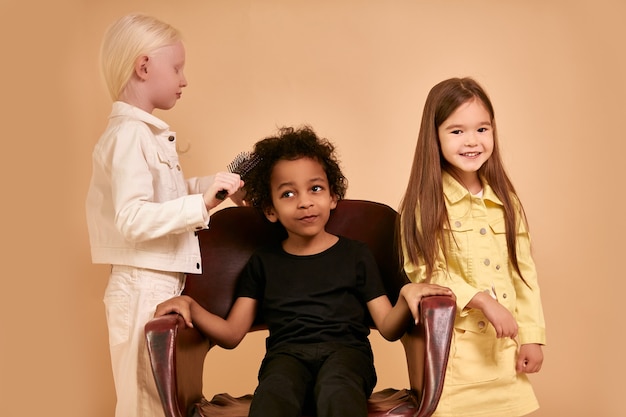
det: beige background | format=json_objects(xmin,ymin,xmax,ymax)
[{"xmin": 1, "ymin": 0, "xmax": 624, "ymax": 416}]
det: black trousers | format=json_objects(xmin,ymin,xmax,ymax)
[{"xmin": 249, "ymin": 342, "xmax": 377, "ymax": 417}]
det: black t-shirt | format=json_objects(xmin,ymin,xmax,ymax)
[{"xmin": 235, "ymin": 236, "xmax": 386, "ymax": 352}]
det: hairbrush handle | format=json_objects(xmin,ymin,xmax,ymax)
[{"xmin": 215, "ymin": 189, "xmax": 228, "ymax": 200}]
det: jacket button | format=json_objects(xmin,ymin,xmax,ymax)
[
  {"xmin": 483, "ymin": 258, "xmax": 490, "ymax": 266},
  {"xmin": 480, "ymin": 228, "xmax": 487, "ymax": 235},
  {"xmin": 454, "ymin": 221, "xmax": 462, "ymax": 228},
  {"xmin": 502, "ymin": 293, "xmax": 507, "ymax": 299},
  {"xmin": 168, "ymin": 135, "xmax": 175, "ymax": 142},
  {"xmin": 478, "ymin": 321, "xmax": 486, "ymax": 329}
]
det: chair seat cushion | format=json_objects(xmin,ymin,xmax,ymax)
[{"xmin": 196, "ymin": 388, "xmax": 419, "ymax": 417}]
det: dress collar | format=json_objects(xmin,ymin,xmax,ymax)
[{"xmin": 442, "ymin": 171, "xmax": 503, "ymax": 206}]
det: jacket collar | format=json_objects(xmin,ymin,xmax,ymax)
[
  {"xmin": 109, "ymin": 101, "xmax": 170, "ymax": 131},
  {"xmin": 442, "ymin": 170, "xmax": 503, "ymax": 206}
]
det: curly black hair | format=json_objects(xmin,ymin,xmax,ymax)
[{"xmin": 244, "ymin": 125, "xmax": 347, "ymax": 212}]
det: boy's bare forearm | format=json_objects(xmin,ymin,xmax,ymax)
[
  {"xmin": 191, "ymin": 297, "xmax": 257, "ymax": 349},
  {"xmin": 379, "ymin": 283, "xmax": 454, "ymax": 341},
  {"xmin": 379, "ymin": 298, "xmax": 414, "ymax": 341}
]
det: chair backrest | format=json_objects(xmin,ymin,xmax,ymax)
[{"xmin": 183, "ymin": 199, "xmax": 408, "ymax": 328}]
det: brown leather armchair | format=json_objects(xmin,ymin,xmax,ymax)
[{"xmin": 145, "ymin": 199, "xmax": 455, "ymax": 417}]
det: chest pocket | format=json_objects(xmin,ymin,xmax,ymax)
[
  {"xmin": 153, "ymin": 149, "xmax": 184, "ymax": 199},
  {"xmin": 444, "ymin": 219, "xmax": 473, "ymax": 273},
  {"xmin": 488, "ymin": 217, "xmax": 509, "ymax": 260}
]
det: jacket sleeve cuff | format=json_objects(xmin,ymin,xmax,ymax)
[
  {"xmin": 182, "ymin": 194, "xmax": 210, "ymax": 231},
  {"xmin": 518, "ymin": 326, "xmax": 546, "ymax": 345}
]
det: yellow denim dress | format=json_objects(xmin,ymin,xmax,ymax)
[{"xmin": 403, "ymin": 172, "xmax": 546, "ymax": 417}]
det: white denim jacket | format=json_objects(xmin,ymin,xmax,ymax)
[{"xmin": 86, "ymin": 102, "xmax": 213, "ymax": 274}]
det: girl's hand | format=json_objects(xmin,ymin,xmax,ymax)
[
  {"xmin": 517, "ymin": 343, "xmax": 544, "ymax": 373},
  {"xmin": 477, "ymin": 293, "xmax": 518, "ymax": 338},
  {"xmin": 400, "ymin": 283, "xmax": 454, "ymax": 324},
  {"xmin": 203, "ymin": 172, "xmax": 244, "ymax": 209},
  {"xmin": 154, "ymin": 295, "xmax": 194, "ymax": 328}
]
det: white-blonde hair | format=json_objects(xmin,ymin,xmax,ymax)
[{"xmin": 100, "ymin": 13, "xmax": 181, "ymax": 100}]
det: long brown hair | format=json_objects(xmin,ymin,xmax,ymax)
[{"xmin": 399, "ymin": 77, "xmax": 528, "ymax": 283}]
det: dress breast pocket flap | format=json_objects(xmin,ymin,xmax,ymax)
[{"xmin": 488, "ymin": 218, "xmax": 506, "ymax": 234}]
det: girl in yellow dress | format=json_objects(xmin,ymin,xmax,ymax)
[{"xmin": 399, "ymin": 77, "xmax": 546, "ymax": 416}]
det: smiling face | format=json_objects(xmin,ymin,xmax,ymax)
[
  {"xmin": 438, "ymin": 98, "xmax": 494, "ymax": 190},
  {"xmin": 265, "ymin": 157, "xmax": 338, "ymax": 250}
]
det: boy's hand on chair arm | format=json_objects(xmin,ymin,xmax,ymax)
[
  {"xmin": 154, "ymin": 295, "xmax": 194, "ymax": 328},
  {"xmin": 400, "ymin": 283, "xmax": 454, "ymax": 324}
]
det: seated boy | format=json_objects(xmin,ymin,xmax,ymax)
[{"xmin": 155, "ymin": 125, "xmax": 452, "ymax": 417}]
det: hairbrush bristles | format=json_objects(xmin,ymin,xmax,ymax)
[
  {"xmin": 216, "ymin": 151, "xmax": 261, "ymax": 200},
  {"xmin": 227, "ymin": 151, "xmax": 261, "ymax": 177}
]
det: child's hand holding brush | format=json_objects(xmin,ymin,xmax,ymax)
[{"xmin": 203, "ymin": 152, "xmax": 261, "ymax": 209}]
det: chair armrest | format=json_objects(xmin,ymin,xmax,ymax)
[
  {"xmin": 145, "ymin": 314, "xmax": 211, "ymax": 417},
  {"xmin": 401, "ymin": 294, "xmax": 456, "ymax": 417}
]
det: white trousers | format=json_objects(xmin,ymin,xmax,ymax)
[{"xmin": 104, "ymin": 265, "xmax": 185, "ymax": 417}]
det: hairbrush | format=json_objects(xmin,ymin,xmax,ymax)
[{"xmin": 215, "ymin": 151, "xmax": 261, "ymax": 200}]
